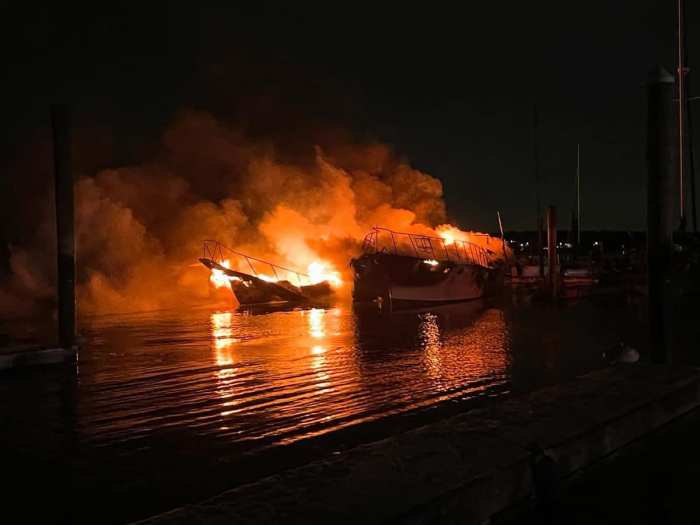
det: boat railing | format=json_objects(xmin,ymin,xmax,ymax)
[
  {"xmin": 361, "ymin": 227, "xmax": 493, "ymax": 268},
  {"xmin": 202, "ymin": 240, "xmax": 310, "ymax": 287}
]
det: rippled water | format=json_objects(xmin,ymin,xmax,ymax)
[
  {"xmin": 77, "ymin": 301, "xmax": 513, "ymax": 449},
  {"xmin": 72, "ymin": 296, "xmax": 642, "ymax": 451},
  {"xmin": 3, "ymin": 297, "xmax": 643, "ymax": 523}
]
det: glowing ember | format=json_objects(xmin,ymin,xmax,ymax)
[
  {"xmin": 423, "ymin": 259, "xmax": 439, "ymax": 266},
  {"xmin": 210, "ymin": 259, "xmax": 240, "ymax": 288},
  {"xmin": 307, "ymin": 261, "xmax": 342, "ymax": 287}
]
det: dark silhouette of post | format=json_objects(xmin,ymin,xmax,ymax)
[
  {"xmin": 546, "ymin": 206, "xmax": 557, "ymax": 299},
  {"xmin": 646, "ymin": 67, "xmax": 674, "ymax": 363},
  {"xmin": 51, "ymin": 105, "xmax": 76, "ymax": 349}
]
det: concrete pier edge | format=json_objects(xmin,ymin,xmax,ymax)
[{"xmin": 136, "ymin": 365, "xmax": 700, "ymax": 525}]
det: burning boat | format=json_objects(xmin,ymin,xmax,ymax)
[
  {"xmin": 200, "ymin": 240, "xmax": 337, "ymax": 305},
  {"xmin": 350, "ymin": 227, "xmax": 499, "ymax": 308}
]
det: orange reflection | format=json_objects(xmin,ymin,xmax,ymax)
[
  {"xmin": 420, "ymin": 312, "xmax": 449, "ymax": 389},
  {"xmin": 305, "ymin": 309, "xmax": 332, "ymax": 392},
  {"xmin": 420, "ymin": 308, "xmax": 508, "ymax": 390},
  {"xmin": 311, "ymin": 345, "xmax": 327, "ymax": 355},
  {"xmin": 204, "ymin": 304, "xmax": 509, "ymax": 447},
  {"xmin": 210, "ymin": 312, "xmax": 240, "ymax": 402},
  {"xmin": 307, "ymin": 308, "xmax": 326, "ymax": 339},
  {"xmin": 211, "ymin": 311, "xmax": 239, "ymax": 354},
  {"xmin": 310, "ymin": 344, "xmax": 327, "ymax": 371},
  {"xmin": 420, "ymin": 313, "xmax": 441, "ymax": 349}
]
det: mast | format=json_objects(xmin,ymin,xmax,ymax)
[
  {"xmin": 677, "ymin": 0, "xmax": 687, "ymax": 230},
  {"xmin": 533, "ymin": 105, "xmax": 544, "ymax": 276},
  {"xmin": 681, "ymin": 0, "xmax": 697, "ymax": 232},
  {"xmin": 577, "ymin": 143, "xmax": 581, "ymax": 245},
  {"xmin": 688, "ymin": 83, "xmax": 698, "ymax": 232},
  {"xmin": 497, "ymin": 210, "xmax": 507, "ymax": 260}
]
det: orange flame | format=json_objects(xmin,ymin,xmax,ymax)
[
  {"xmin": 253, "ymin": 261, "xmax": 342, "ymax": 287},
  {"xmin": 209, "ymin": 257, "xmax": 342, "ymax": 290},
  {"xmin": 307, "ymin": 261, "xmax": 342, "ymax": 288},
  {"xmin": 209, "ymin": 259, "xmax": 240, "ymax": 288},
  {"xmin": 436, "ymin": 224, "xmax": 469, "ymax": 246}
]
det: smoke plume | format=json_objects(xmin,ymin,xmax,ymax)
[{"xmin": 1, "ymin": 110, "xmax": 502, "ymax": 317}]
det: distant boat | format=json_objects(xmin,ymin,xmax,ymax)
[
  {"xmin": 506, "ymin": 254, "xmax": 598, "ymax": 296},
  {"xmin": 507, "ymin": 143, "xmax": 597, "ymax": 297},
  {"xmin": 350, "ymin": 227, "xmax": 499, "ymax": 308}
]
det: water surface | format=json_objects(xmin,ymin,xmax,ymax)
[{"xmin": 3, "ymin": 297, "xmax": 643, "ymax": 523}]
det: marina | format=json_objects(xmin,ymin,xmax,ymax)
[
  {"xmin": 2, "ymin": 296, "xmax": 646, "ymax": 523},
  {"xmin": 3, "ymin": 2, "xmax": 700, "ymax": 523}
]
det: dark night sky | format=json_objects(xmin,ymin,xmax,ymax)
[{"xmin": 2, "ymin": 1, "xmax": 696, "ymax": 231}]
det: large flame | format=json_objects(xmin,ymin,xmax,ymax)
[
  {"xmin": 436, "ymin": 224, "xmax": 469, "ymax": 246},
  {"xmin": 307, "ymin": 261, "xmax": 342, "ymax": 288},
  {"xmin": 207, "ymin": 258, "xmax": 342, "ymax": 291},
  {"xmin": 434, "ymin": 223, "xmax": 511, "ymax": 264},
  {"xmin": 210, "ymin": 259, "xmax": 240, "ymax": 288}
]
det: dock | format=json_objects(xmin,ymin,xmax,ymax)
[{"xmin": 136, "ymin": 364, "xmax": 700, "ymax": 524}]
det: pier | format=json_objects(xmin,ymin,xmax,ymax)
[{"xmin": 137, "ymin": 365, "xmax": 700, "ymax": 524}]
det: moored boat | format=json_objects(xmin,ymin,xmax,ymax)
[
  {"xmin": 350, "ymin": 227, "xmax": 499, "ymax": 308},
  {"xmin": 200, "ymin": 240, "xmax": 334, "ymax": 306}
]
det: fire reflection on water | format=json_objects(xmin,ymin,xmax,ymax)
[
  {"xmin": 307, "ymin": 308, "xmax": 326, "ymax": 339},
  {"xmin": 210, "ymin": 311, "xmax": 240, "ymax": 412},
  {"xmin": 201, "ymin": 302, "xmax": 510, "ymax": 444},
  {"xmin": 420, "ymin": 309, "xmax": 508, "ymax": 395},
  {"xmin": 305, "ymin": 308, "xmax": 331, "ymax": 392},
  {"xmin": 55, "ymin": 299, "xmax": 617, "ymax": 458},
  {"xmin": 211, "ymin": 311, "xmax": 238, "ymax": 354}
]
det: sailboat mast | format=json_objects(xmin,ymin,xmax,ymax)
[
  {"xmin": 577, "ymin": 143, "xmax": 581, "ymax": 245},
  {"xmin": 533, "ymin": 105, "xmax": 544, "ymax": 276},
  {"xmin": 680, "ymin": 0, "xmax": 697, "ymax": 232},
  {"xmin": 678, "ymin": 0, "xmax": 687, "ymax": 228}
]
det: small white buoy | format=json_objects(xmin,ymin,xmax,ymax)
[
  {"xmin": 604, "ymin": 342, "xmax": 640, "ymax": 364},
  {"xmin": 617, "ymin": 345, "xmax": 640, "ymax": 364}
]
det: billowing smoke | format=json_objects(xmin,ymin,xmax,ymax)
[{"xmin": 1, "ymin": 110, "xmax": 502, "ymax": 317}]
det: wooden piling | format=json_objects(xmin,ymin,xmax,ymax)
[
  {"xmin": 646, "ymin": 67, "xmax": 674, "ymax": 364},
  {"xmin": 51, "ymin": 105, "xmax": 76, "ymax": 350}
]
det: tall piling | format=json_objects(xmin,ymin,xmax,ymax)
[
  {"xmin": 51, "ymin": 105, "xmax": 76, "ymax": 349},
  {"xmin": 546, "ymin": 206, "xmax": 557, "ymax": 299},
  {"xmin": 646, "ymin": 67, "xmax": 674, "ymax": 364}
]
